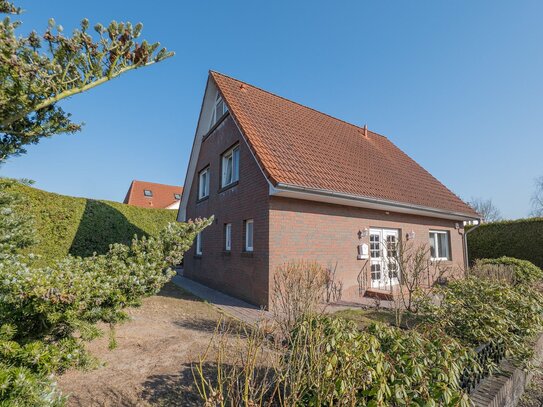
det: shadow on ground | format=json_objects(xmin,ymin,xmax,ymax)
[{"xmin": 141, "ymin": 364, "xmax": 202, "ymax": 406}]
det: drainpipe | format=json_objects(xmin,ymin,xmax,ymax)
[{"xmin": 463, "ymin": 218, "xmax": 483, "ymax": 271}]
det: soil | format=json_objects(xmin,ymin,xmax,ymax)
[{"xmin": 57, "ymin": 282, "xmax": 223, "ymax": 406}]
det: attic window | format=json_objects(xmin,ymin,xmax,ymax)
[
  {"xmin": 144, "ymin": 189, "xmax": 153, "ymax": 197},
  {"xmin": 174, "ymin": 193, "xmax": 181, "ymax": 200},
  {"xmin": 209, "ymin": 92, "xmax": 228, "ymax": 130}
]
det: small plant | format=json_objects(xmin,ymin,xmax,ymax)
[{"xmin": 270, "ymin": 260, "xmax": 327, "ymax": 338}]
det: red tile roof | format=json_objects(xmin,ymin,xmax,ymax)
[
  {"xmin": 123, "ymin": 180, "xmax": 182, "ymax": 209},
  {"xmin": 210, "ymin": 71, "xmax": 478, "ymax": 217}
]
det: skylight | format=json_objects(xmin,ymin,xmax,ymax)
[{"xmin": 144, "ymin": 189, "xmax": 153, "ymax": 197}]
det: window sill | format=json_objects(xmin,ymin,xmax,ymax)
[
  {"xmin": 431, "ymin": 257, "xmax": 451, "ymax": 262},
  {"xmin": 218, "ymin": 180, "xmax": 239, "ymax": 194},
  {"xmin": 241, "ymin": 251, "xmax": 254, "ymax": 258},
  {"xmin": 196, "ymin": 196, "xmax": 209, "ymax": 204}
]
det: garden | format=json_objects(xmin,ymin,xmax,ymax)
[{"xmin": 1, "ymin": 178, "xmax": 543, "ymax": 406}]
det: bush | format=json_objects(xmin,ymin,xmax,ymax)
[
  {"xmin": 0, "ymin": 179, "xmax": 212, "ymax": 405},
  {"xmin": 194, "ymin": 316, "xmax": 474, "ymax": 406},
  {"xmin": 3, "ymin": 180, "xmax": 177, "ymax": 266},
  {"xmin": 467, "ymin": 218, "xmax": 543, "ymax": 269},
  {"xmin": 420, "ymin": 276, "xmax": 543, "ymax": 365},
  {"xmin": 472, "ymin": 257, "xmax": 543, "ymax": 287},
  {"xmin": 271, "ymin": 261, "xmax": 327, "ymax": 338}
]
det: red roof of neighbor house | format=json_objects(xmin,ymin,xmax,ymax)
[
  {"xmin": 210, "ymin": 71, "xmax": 478, "ymax": 217},
  {"xmin": 123, "ymin": 180, "xmax": 182, "ymax": 209}
]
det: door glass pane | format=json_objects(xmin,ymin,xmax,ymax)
[
  {"xmin": 370, "ymin": 234, "xmax": 380, "ymax": 258},
  {"xmin": 371, "ymin": 263, "xmax": 381, "ymax": 281}
]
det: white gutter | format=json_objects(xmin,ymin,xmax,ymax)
[
  {"xmin": 463, "ymin": 219, "xmax": 483, "ymax": 270},
  {"xmin": 272, "ymin": 182, "xmax": 480, "ymax": 222}
]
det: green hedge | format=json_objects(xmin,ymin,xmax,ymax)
[
  {"xmin": 467, "ymin": 218, "xmax": 543, "ymax": 269},
  {"xmin": 10, "ymin": 182, "xmax": 177, "ymax": 266}
]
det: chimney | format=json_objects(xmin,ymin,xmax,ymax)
[{"xmin": 363, "ymin": 124, "xmax": 368, "ymax": 138}]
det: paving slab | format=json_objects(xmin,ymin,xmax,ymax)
[{"xmin": 172, "ymin": 274, "xmax": 270, "ymax": 325}]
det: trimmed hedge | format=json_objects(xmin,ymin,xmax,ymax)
[
  {"xmin": 467, "ymin": 218, "xmax": 543, "ymax": 269},
  {"xmin": 9, "ymin": 182, "xmax": 177, "ymax": 266}
]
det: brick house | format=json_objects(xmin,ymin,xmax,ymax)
[{"xmin": 177, "ymin": 71, "xmax": 480, "ymax": 308}]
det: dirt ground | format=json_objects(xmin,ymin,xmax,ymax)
[{"xmin": 57, "ymin": 282, "xmax": 223, "ymax": 406}]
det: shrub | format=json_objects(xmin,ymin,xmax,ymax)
[
  {"xmin": 420, "ymin": 276, "xmax": 543, "ymax": 365},
  {"xmin": 467, "ymin": 218, "xmax": 543, "ymax": 269},
  {"xmin": 270, "ymin": 261, "xmax": 328, "ymax": 338},
  {"xmin": 472, "ymin": 257, "xmax": 543, "ymax": 287},
  {"xmin": 2, "ymin": 180, "xmax": 177, "ymax": 266},
  {"xmin": 0, "ymin": 179, "xmax": 212, "ymax": 405},
  {"xmin": 194, "ymin": 316, "xmax": 474, "ymax": 406}
]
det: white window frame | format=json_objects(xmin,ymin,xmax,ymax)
[
  {"xmin": 196, "ymin": 232, "xmax": 202, "ymax": 256},
  {"xmin": 198, "ymin": 167, "xmax": 209, "ymax": 200},
  {"xmin": 429, "ymin": 230, "xmax": 451, "ymax": 261},
  {"xmin": 221, "ymin": 145, "xmax": 240, "ymax": 188},
  {"xmin": 245, "ymin": 219, "xmax": 254, "ymax": 252},
  {"xmin": 225, "ymin": 223, "xmax": 232, "ymax": 251},
  {"xmin": 209, "ymin": 92, "xmax": 228, "ymax": 130}
]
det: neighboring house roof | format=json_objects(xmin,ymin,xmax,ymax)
[
  {"xmin": 210, "ymin": 71, "xmax": 478, "ymax": 218},
  {"xmin": 124, "ymin": 180, "xmax": 182, "ymax": 209}
]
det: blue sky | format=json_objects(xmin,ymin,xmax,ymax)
[{"xmin": 2, "ymin": 1, "xmax": 542, "ymax": 219}]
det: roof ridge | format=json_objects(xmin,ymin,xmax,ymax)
[{"xmin": 210, "ymin": 70, "xmax": 387, "ymax": 139}]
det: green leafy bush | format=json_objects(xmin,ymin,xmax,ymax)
[
  {"xmin": 467, "ymin": 218, "xmax": 543, "ymax": 269},
  {"xmin": 420, "ymin": 276, "xmax": 543, "ymax": 365},
  {"xmin": 0, "ymin": 179, "xmax": 211, "ymax": 405},
  {"xmin": 473, "ymin": 257, "xmax": 543, "ymax": 286},
  {"xmin": 195, "ymin": 316, "xmax": 474, "ymax": 406},
  {"xmin": 3, "ymin": 180, "xmax": 177, "ymax": 266}
]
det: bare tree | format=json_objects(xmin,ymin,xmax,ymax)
[
  {"xmin": 468, "ymin": 197, "xmax": 502, "ymax": 222},
  {"xmin": 531, "ymin": 176, "xmax": 543, "ymax": 217}
]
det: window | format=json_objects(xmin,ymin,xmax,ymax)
[
  {"xmin": 198, "ymin": 167, "xmax": 209, "ymax": 199},
  {"xmin": 144, "ymin": 189, "xmax": 153, "ymax": 197},
  {"xmin": 429, "ymin": 230, "xmax": 451, "ymax": 260},
  {"xmin": 174, "ymin": 193, "xmax": 181, "ymax": 200},
  {"xmin": 195, "ymin": 232, "xmax": 202, "ymax": 256},
  {"xmin": 221, "ymin": 145, "xmax": 240, "ymax": 188},
  {"xmin": 209, "ymin": 92, "xmax": 228, "ymax": 130},
  {"xmin": 245, "ymin": 219, "xmax": 254, "ymax": 252},
  {"xmin": 224, "ymin": 223, "xmax": 232, "ymax": 251}
]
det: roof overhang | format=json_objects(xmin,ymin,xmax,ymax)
[{"xmin": 270, "ymin": 183, "xmax": 480, "ymax": 222}]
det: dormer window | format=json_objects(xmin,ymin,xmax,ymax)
[
  {"xmin": 209, "ymin": 92, "xmax": 228, "ymax": 130},
  {"xmin": 144, "ymin": 189, "xmax": 153, "ymax": 197}
]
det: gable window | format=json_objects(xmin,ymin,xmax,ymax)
[
  {"xmin": 245, "ymin": 219, "xmax": 254, "ymax": 252},
  {"xmin": 221, "ymin": 145, "xmax": 240, "ymax": 188},
  {"xmin": 209, "ymin": 92, "xmax": 228, "ymax": 130},
  {"xmin": 195, "ymin": 232, "xmax": 202, "ymax": 256},
  {"xmin": 198, "ymin": 167, "xmax": 209, "ymax": 200},
  {"xmin": 224, "ymin": 223, "xmax": 232, "ymax": 251},
  {"xmin": 144, "ymin": 189, "xmax": 153, "ymax": 197},
  {"xmin": 174, "ymin": 193, "xmax": 181, "ymax": 200},
  {"xmin": 429, "ymin": 230, "xmax": 451, "ymax": 260}
]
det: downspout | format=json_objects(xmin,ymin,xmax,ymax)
[{"xmin": 463, "ymin": 218, "xmax": 483, "ymax": 271}]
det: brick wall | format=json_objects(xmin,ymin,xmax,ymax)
[
  {"xmin": 269, "ymin": 197, "xmax": 466, "ymax": 302},
  {"xmin": 184, "ymin": 114, "xmax": 270, "ymax": 306}
]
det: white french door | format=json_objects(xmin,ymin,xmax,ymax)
[{"xmin": 369, "ymin": 228, "xmax": 400, "ymax": 289}]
